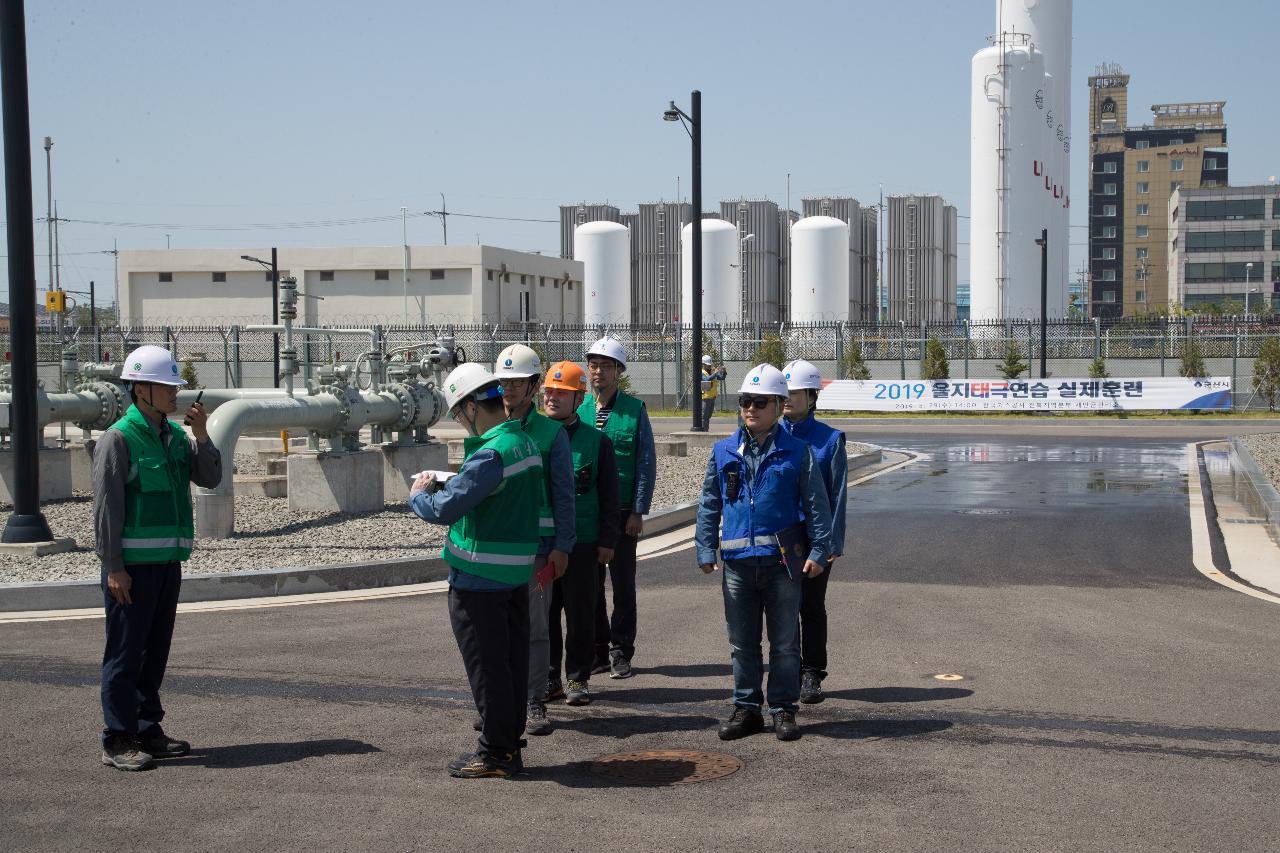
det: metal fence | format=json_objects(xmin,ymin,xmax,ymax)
[{"xmin": 22, "ymin": 318, "xmax": 1280, "ymax": 411}]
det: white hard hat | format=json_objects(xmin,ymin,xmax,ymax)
[
  {"xmin": 443, "ymin": 363, "xmax": 502, "ymax": 411},
  {"xmin": 121, "ymin": 345, "xmax": 185, "ymax": 386},
  {"xmin": 783, "ymin": 359, "xmax": 823, "ymax": 390},
  {"xmin": 702, "ymin": 355, "xmax": 713, "ymax": 365},
  {"xmin": 493, "ymin": 343, "xmax": 541, "ymax": 379},
  {"xmin": 739, "ymin": 364, "xmax": 789, "ymax": 398},
  {"xmin": 585, "ymin": 336, "xmax": 627, "ymax": 369}
]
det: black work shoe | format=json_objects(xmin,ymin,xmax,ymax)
[
  {"xmin": 138, "ymin": 726, "xmax": 190, "ymax": 758},
  {"xmin": 800, "ymin": 671, "xmax": 824, "ymax": 705},
  {"xmin": 447, "ymin": 750, "xmax": 521, "ymax": 779},
  {"xmin": 565, "ymin": 680, "xmax": 591, "ymax": 706},
  {"xmin": 717, "ymin": 706, "xmax": 765, "ymax": 741},
  {"xmin": 526, "ymin": 701, "xmax": 552, "ymax": 736},
  {"xmin": 100, "ymin": 734, "xmax": 154, "ymax": 771},
  {"xmin": 546, "ymin": 678, "xmax": 565, "ymax": 702},
  {"xmin": 608, "ymin": 649, "xmax": 632, "ymax": 680},
  {"xmin": 773, "ymin": 710, "xmax": 801, "ymax": 741}
]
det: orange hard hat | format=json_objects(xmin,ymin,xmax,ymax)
[{"xmin": 544, "ymin": 360, "xmax": 587, "ymax": 393}]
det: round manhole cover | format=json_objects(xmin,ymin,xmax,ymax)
[
  {"xmin": 589, "ymin": 749, "xmax": 741, "ymax": 786},
  {"xmin": 956, "ymin": 508, "xmax": 1011, "ymax": 516}
]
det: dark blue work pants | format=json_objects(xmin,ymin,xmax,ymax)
[{"xmin": 100, "ymin": 561, "xmax": 182, "ymax": 740}]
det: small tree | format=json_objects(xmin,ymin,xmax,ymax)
[
  {"xmin": 750, "ymin": 334, "xmax": 787, "ymax": 369},
  {"xmin": 1179, "ymin": 340, "xmax": 1208, "ymax": 379},
  {"xmin": 179, "ymin": 358, "xmax": 201, "ymax": 389},
  {"xmin": 1088, "ymin": 357, "xmax": 1110, "ymax": 379},
  {"xmin": 1253, "ymin": 336, "xmax": 1280, "ymax": 410},
  {"xmin": 920, "ymin": 337, "xmax": 949, "ymax": 380},
  {"xmin": 997, "ymin": 340, "xmax": 1028, "ymax": 380},
  {"xmin": 842, "ymin": 339, "xmax": 871, "ymax": 380}
]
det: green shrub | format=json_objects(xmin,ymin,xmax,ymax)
[
  {"xmin": 1178, "ymin": 340, "xmax": 1207, "ymax": 379},
  {"xmin": 920, "ymin": 338, "xmax": 949, "ymax": 380},
  {"xmin": 1253, "ymin": 337, "xmax": 1280, "ymax": 410},
  {"xmin": 751, "ymin": 334, "xmax": 787, "ymax": 369},
  {"xmin": 1087, "ymin": 357, "xmax": 1110, "ymax": 379},
  {"xmin": 997, "ymin": 340, "xmax": 1028, "ymax": 380}
]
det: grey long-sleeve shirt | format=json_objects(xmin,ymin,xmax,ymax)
[{"xmin": 93, "ymin": 417, "xmax": 223, "ymax": 572}]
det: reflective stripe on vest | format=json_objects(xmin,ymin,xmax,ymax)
[
  {"xmin": 121, "ymin": 536, "xmax": 195, "ymax": 550},
  {"xmin": 720, "ymin": 534, "xmax": 780, "ymax": 551},
  {"xmin": 519, "ymin": 410, "xmax": 561, "ymax": 534},
  {"xmin": 444, "ymin": 537, "xmax": 536, "ymax": 567}
]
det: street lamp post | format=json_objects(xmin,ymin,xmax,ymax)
[
  {"xmin": 664, "ymin": 90, "xmax": 702, "ymax": 431},
  {"xmin": 1245, "ymin": 262, "xmax": 1254, "ymax": 318},
  {"xmin": 241, "ymin": 250, "xmax": 280, "ymax": 387},
  {"xmin": 1034, "ymin": 228, "xmax": 1048, "ymax": 379},
  {"xmin": 1, "ymin": 0, "xmax": 54, "ymax": 543}
]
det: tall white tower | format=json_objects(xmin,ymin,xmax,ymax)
[{"xmin": 969, "ymin": 0, "xmax": 1072, "ymax": 320}]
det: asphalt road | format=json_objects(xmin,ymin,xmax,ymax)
[{"xmin": 2, "ymin": 427, "xmax": 1277, "ymax": 852}]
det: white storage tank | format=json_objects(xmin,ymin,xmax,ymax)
[
  {"xmin": 680, "ymin": 218, "xmax": 739, "ymax": 324},
  {"xmin": 790, "ymin": 216, "xmax": 850, "ymax": 322},
  {"xmin": 969, "ymin": 41, "xmax": 1049, "ymax": 321},
  {"xmin": 575, "ymin": 221, "xmax": 630, "ymax": 324}
]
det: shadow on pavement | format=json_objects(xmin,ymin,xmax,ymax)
[
  {"xmin": 596, "ymin": 686, "xmax": 727, "ymax": 705},
  {"xmin": 825, "ymin": 686, "xmax": 974, "ymax": 703},
  {"xmin": 164, "ymin": 738, "xmax": 381, "ymax": 769},
  {"xmin": 553, "ymin": 713, "xmax": 718, "ymax": 739},
  {"xmin": 804, "ymin": 718, "xmax": 954, "ymax": 740},
  {"xmin": 634, "ymin": 663, "xmax": 732, "ymax": 678},
  {"xmin": 520, "ymin": 760, "xmax": 699, "ymax": 789}
]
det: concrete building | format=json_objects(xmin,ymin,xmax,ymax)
[
  {"xmin": 884, "ymin": 195, "xmax": 958, "ymax": 322},
  {"xmin": 1168, "ymin": 184, "xmax": 1280, "ymax": 313},
  {"xmin": 801, "ymin": 197, "xmax": 879, "ymax": 322},
  {"xmin": 118, "ymin": 245, "xmax": 584, "ymax": 326},
  {"xmin": 1087, "ymin": 68, "xmax": 1227, "ymax": 317}
]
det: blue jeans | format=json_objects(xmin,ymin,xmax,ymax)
[{"xmin": 721, "ymin": 557, "xmax": 803, "ymax": 713}]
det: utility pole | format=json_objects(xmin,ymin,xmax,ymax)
[
  {"xmin": 402, "ymin": 205, "xmax": 409, "ymax": 324},
  {"xmin": 440, "ymin": 193, "xmax": 448, "ymax": 245}
]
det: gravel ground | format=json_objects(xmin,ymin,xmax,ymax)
[
  {"xmin": 0, "ymin": 440, "xmax": 871, "ymax": 584},
  {"xmin": 1238, "ymin": 433, "xmax": 1280, "ymax": 489}
]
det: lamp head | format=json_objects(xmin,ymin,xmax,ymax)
[{"xmin": 663, "ymin": 101, "xmax": 681, "ymax": 122}]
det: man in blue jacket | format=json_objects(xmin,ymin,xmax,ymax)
[
  {"xmin": 696, "ymin": 363, "xmax": 834, "ymax": 742},
  {"xmin": 782, "ymin": 359, "xmax": 848, "ymax": 705}
]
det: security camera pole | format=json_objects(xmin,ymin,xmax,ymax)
[{"xmin": 1, "ymin": 0, "xmax": 54, "ymax": 542}]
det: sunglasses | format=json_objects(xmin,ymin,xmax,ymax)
[{"xmin": 737, "ymin": 395, "xmax": 773, "ymax": 410}]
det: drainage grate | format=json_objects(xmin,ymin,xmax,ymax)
[{"xmin": 589, "ymin": 749, "xmax": 742, "ymax": 786}]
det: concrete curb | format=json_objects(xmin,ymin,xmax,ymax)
[
  {"xmin": 0, "ymin": 502, "xmax": 703, "ymax": 613},
  {"xmin": 1227, "ymin": 438, "xmax": 1280, "ymax": 545}
]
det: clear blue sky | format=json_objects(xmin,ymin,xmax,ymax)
[{"xmin": 4, "ymin": 0, "xmax": 1275, "ymax": 306}]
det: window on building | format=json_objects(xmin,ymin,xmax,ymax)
[
  {"xmin": 1101, "ymin": 226, "xmax": 1117, "ymax": 238},
  {"xmin": 1136, "ymin": 140, "xmax": 1150, "ymax": 150},
  {"xmin": 1274, "ymin": 199, "xmax": 1280, "ymax": 219},
  {"xmin": 567, "ymin": 281, "xmax": 574, "ymax": 290},
  {"xmin": 487, "ymin": 270, "xmax": 494, "ymax": 281},
  {"xmin": 1202, "ymin": 180, "xmax": 1219, "ymax": 188},
  {"xmin": 1104, "ymin": 183, "xmax": 1117, "ymax": 195},
  {"xmin": 539, "ymin": 277, "xmax": 545, "ymax": 287},
  {"xmin": 1205, "ymin": 158, "xmax": 1218, "ymax": 170},
  {"xmin": 1273, "ymin": 261, "xmax": 1280, "ymax": 283},
  {"xmin": 504, "ymin": 272, "xmax": 510, "ymax": 282},
  {"xmin": 374, "ymin": 269, "xmax": 389, "ymax": 281},
  {"xmin": 1136, "ymin": 226, "xmax": 1149, "ymax": 238},
  {"xmin": 1136, "ymin": 266, "xmax": 1148, "ymax": 281},
  {"xmin": 1171, "ymin": 159, "xmax": 1184, "ymax": 172},
  {"xmin": 319, "ymin": 270, "xmax": 334, "ymax": 281},
  {"xmin": 1103, "ymin": 162, "xmax": 1117, "ymax": 174},
  {"xmin": 1102, "ymin": 248, "xmax": 1117, "ymax": 260},
  {"xmin": 1185, "ymin": 262, "xmax": 1262, "ymax": 283},
  {"xmin": 553, "ymin": 279, "xmax": 559, "ymax": 288},
  {"xmin": 1137, "ymin": 182, "xmax": 1149, "ymax": 194},
  {"xmin": 1187, "ymin": 199, "xmax": 1266, "ymax": 221},
  {"xmin": 1137, "ymin": 160, "xmax": 1150, "ymax": 172},
  {"xmin": 1185, "ymin": 230, "xmax": 1266, "ymax": 252},
  {"xmin": 264, "ymin": 271, "xmax": 273, "ymax": 282},
  {"xmin": 1136, "ymin": 204, "xmax": 1149, "ymax": 216},
  {"xmin": 430, "ymin": 269, "xmax": 445, "ymax": 280},
  {"xmin": 1136, "ymin": 290, "xmax": 1147, "ymax": 301},
  {"xmin": 212, "ymin": 272, "xmax": 226, "ymax": 282},
  {"xmin": 519, "ymin": 274, "xmax": 527, "ymax": 285},
  {"xmin": 1103, "ymin": 289, "xmax": 1117, "ymax": 301},
  {"xmin": 1274, "ymin": 230, "xmax": 1280, "ymax": 250},
  {"xmin": 1136, "ymin": 248, "xmax": 1148, "ymax": 259},
  {"xmin": 159, "ymin": 272, "xmax": 173, "ymax": 282},
  {"xmin": 1170, "ymin": 138, "xmax": 1184, "ymax": 145},
  {"xmin": 1103, "ymin": 270, "xmax": 1117, "ymax": 281},
  {"xmin": 1103, "ymin": 204, "xmax": 1117, "ymax": 217}
]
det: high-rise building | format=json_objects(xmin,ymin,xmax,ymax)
[
  {"xmin": 884, "ymin": 195, "xmax": 958, "ymax": 322},
  {"xmin": 801, "ymin": 197, "xmax": 879, "ymax": 321},
  {"xmin": 1168, "ymin": 184, "xmax": 1280, "ymax": 313},
  {"xmin": 1087, "ymin": 69, "xmax": 1227, "ymax": 317}
]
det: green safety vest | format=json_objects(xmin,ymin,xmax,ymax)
[
  {"xmin": 578, "ymin": 390, "xmax": 643, "ymax": 512},
  {"xmin": 109, "ymin": 404, "xmax": 195, "ymax": 564},
  {"xmin": 568, "ymin": 420, "xmax": 603, "ymax": 544},
  {"xmin": 443, "ymin": 420, "xmax": 543, "ymax": 584},
  {"xmin": 520, "ymin": 409, "xmax": 563, "ymax": 538}
]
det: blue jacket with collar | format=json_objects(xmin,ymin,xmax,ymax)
[
  {"xmin": 781, "ymin": 411, "xmax": 848, "ymax": 556},
  {"xmin": 698, "ymin": 425, "xmax": 832, "ymax": 564}
]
